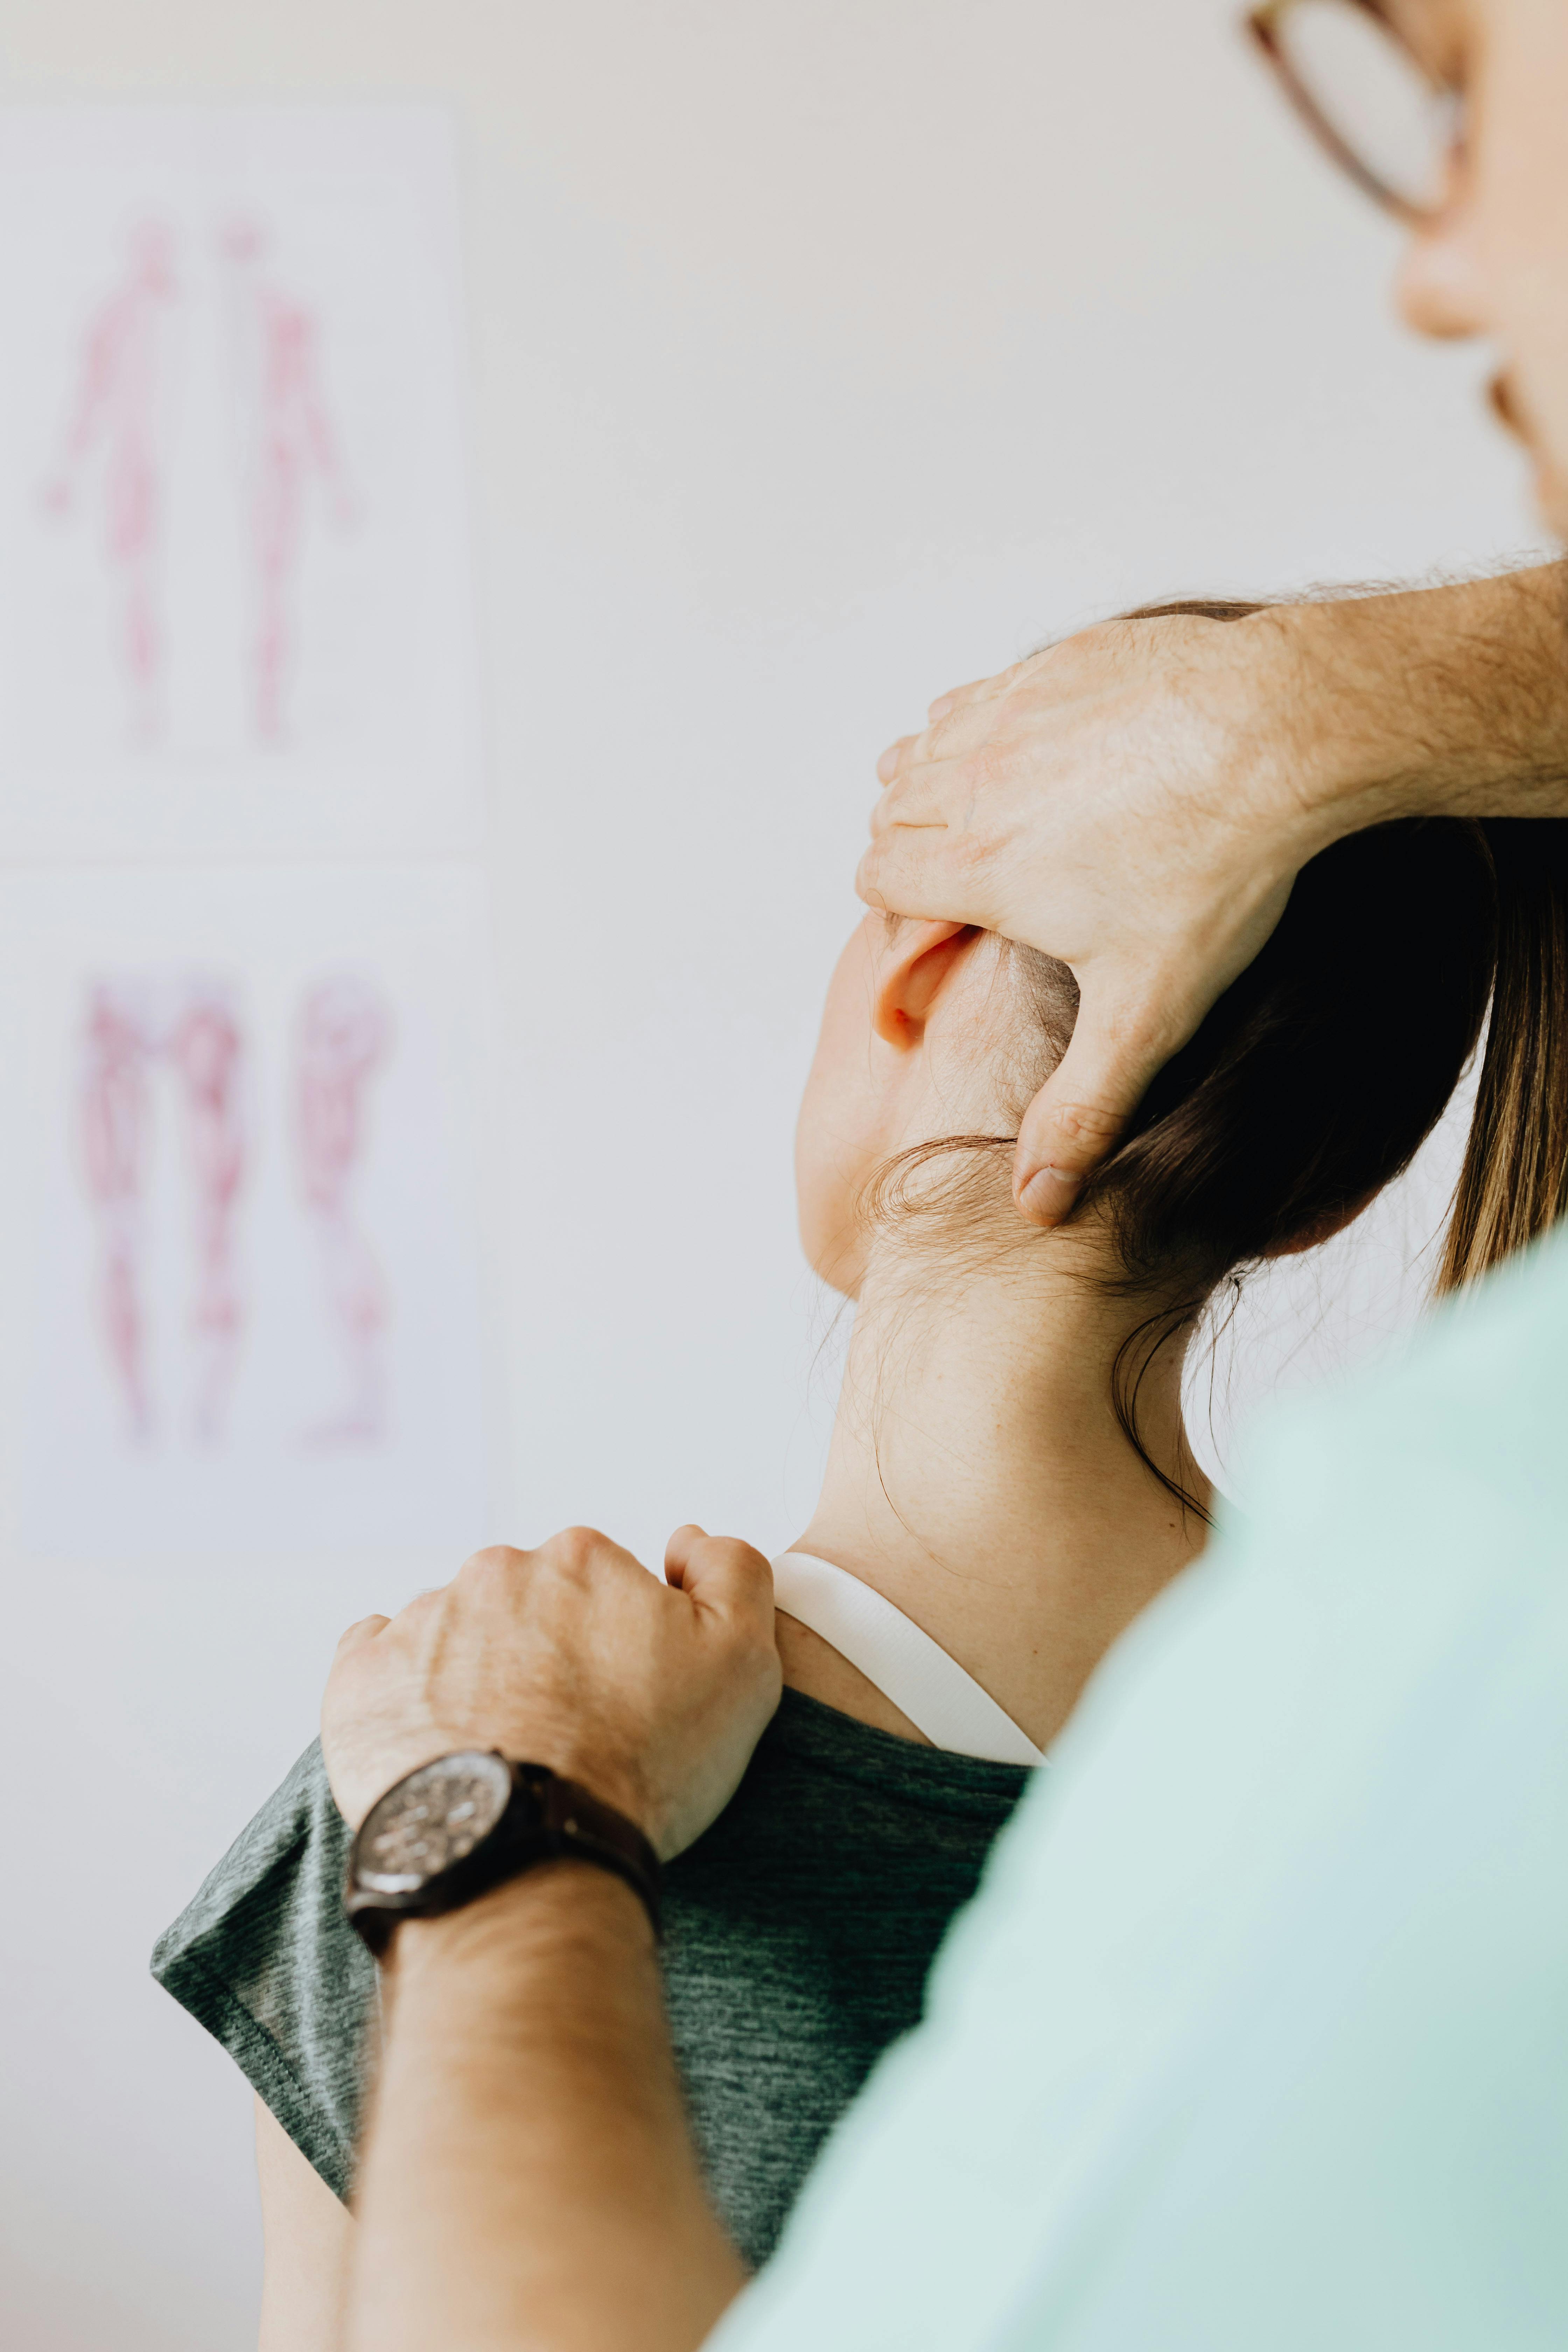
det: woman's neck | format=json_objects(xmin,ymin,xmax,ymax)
[{"xmin": 785, "ymin": 1238, "xmax": 1210, "ymax": 1751}]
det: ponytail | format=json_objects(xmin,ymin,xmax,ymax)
[
  {"xmin": 1115, "ymin": 604, "xmax": 1568, "ymax": 1297},
  {"xmin": 1438, "ymin": 819, "xmax": 1568, "ymax": 1292}
]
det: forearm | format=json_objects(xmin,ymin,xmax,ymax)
[
  {"xmin": 346, "ymin": 1863, "xmax": 745, "ymax": 2352},
  {"xmin": 1282, "ymin": 561, "xmax": 1568, "ymax": 847},
  {"xmin": 255, "ymin": 2098, "xmax": 352, "ymax": 2352}
]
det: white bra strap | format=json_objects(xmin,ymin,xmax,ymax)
[{"xmin": 770, "ymin": 1552, "xmax": 1045, "ymax": 1768}]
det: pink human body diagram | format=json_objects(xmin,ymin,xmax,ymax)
[
  {"xmin": 42, "ymin": 216, "xmax": 357, "ymax": 751},
  {"xmin": 80, "ymin": 975, "xmax": 246, "ymax": 1446},
  {"xmin": 223, "ymin": 219, "xmax": 357, "ymax": 744},
  {"xmin": 79, "ymin": 971, "xmax": 392, "ymax": 1452},
  {"xmin": 294, "ymin": 976, "xmax": 393, "ymax": 1447},
  {"xmin": 42, "ymin": 222, "xmax": 177, "ymax": 747}
]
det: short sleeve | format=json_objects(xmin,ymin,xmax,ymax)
[{"xmin": 150, "ymin": 1740, "xmax": 376, "ymax": 2201}]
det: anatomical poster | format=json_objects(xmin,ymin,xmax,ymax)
[
  {"xmin": 0, "ymin": 105, "xmax": 483, "ymax": 860},
  {"xmin": 1, "ymin": 863, "xmax": 498, "ymax": 1557}
]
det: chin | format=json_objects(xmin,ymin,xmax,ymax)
[
  {"xmin": 814, "ymin": 1251, "xmax": 863, "ymax": 1305},
  {"xmin": 797, "ymin": 1206, "xmax": 862, "ymax": 1301}
]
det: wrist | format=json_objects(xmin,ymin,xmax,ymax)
[
  {"xmin": 345, "ymin": 1749, "xmax": 663, "ymax": 1967},
  {"xmin": 1268, "ymin": 567, "xmax": 1568, "ymax": 848},
  {"xmin": 340, "ymin": 1736, "xmax": 656, "ymax": 1851},
  {"xmin": 1238, "ymin": 600, "xmax": 1401, "ymax": 859},
  {"xmin": 385, "ymin": 1857, "xmax": 655, "ymax": 1987}
]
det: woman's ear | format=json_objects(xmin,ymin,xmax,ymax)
[{"xmin": 872, "ymin": 921, "xmax": 978, "ymax": 1049}]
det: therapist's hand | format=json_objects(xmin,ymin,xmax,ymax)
[
  {"xmin": 861, "ymin": 569, "xmax": 1568, "ymax": 1224},
  {"xmin": 322, "ymin": 1524, "xmax": 781, "ymax": 1858}
]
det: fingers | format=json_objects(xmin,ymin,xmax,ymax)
[
  {"xmin": 856, "ymin": 830, "xmax": 988, "ymax": 927},
  {"xmin": 875, "ymin": 731, "xmax": 919, "ymax": 788},
  {"xmin": 917, "ymin": 656, "xmax": 1033, "ymax": 729},
  {"xmin": 334, "ymin": 1612, "xmax": 390, "ymax": 1656},
  {"xmin": 540, "ymin": 1525, "xmax": 652, "ymax": 1588},
  {"xmin": 874, "ymin": 693, "xmax": 1018, "ymax": 794},
  {"xmin": 858, "ymin": 743, "xmax": 996, "ymax": 919},
  {"xmin": 877, "ymin": 647, "xmax": 1056, "ymax": 778},
  {"xmin": 664, "ymin": 1524, "xmax": 775, "ymax": 1632},
  {"xmin": 663, "ymin": 1523, "xmax": 707, "ymax": 1585},
  {"xmin": 462, "ymin": 1529, "xmax": 647, "ymax": 1595},
  {"xmin": 1011, "ymin": 1001, "xmax": 1175, "ymax": 1226},
  {"xmin": 923, "ymin": 673, "xmax": 993, "ymax": 724},
  {"xmin": 878, "ymin": 723, "xmax": 974, "ymax": 789}
]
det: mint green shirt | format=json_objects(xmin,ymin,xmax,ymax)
[{"xmin": 714, "ymin": 1231, "xmax": 1568, "ymax": 2350}]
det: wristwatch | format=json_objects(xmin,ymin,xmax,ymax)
[{"xmin": 343, "ymin": 1750, "xmax": 662, "ymax": 1959}]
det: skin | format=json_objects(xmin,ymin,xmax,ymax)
[
  {"xmin": 264, "ymin": 910, "xmax": 1223, "ymax": 2339},
  {"xmin": 865, "ymin": 0, "xmax": 1568, "ymax": 1225},
  {"xmin": 301, "ymin": 905, "xmax": 1384, "ymax": 2345},
  {"xmin": 785, "ymin": 914, "xmax": 1212, "ymax": 1748},
  {"xmin": 328, "ymin": 1527, "xmax": 766, "ymax": 2352},
  {"xmin": 255, "ymin": 2099, "xmax": 349, "ymax": 2352},
  {"xmin": 298, "ymin": 4, "xmax": 1568, "ymax": 2347},
  {"xmin": 258, "ymin": 1523, "xmax": 781, "ymax": 2351},
  {"xmin": 1392, "ymin": 0, "xmax": 1568, "ymax": 533}
]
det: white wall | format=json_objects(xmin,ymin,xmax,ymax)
[{"xmin": 0, "ymin": 5, "xmax": 1548, "ymax": 2346}]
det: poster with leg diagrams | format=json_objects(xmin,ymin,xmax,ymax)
[
  {"xmin": 0, "ymin": 863, "xmax": 498, "ymax": 1555},
  {"xmin": 0, "ymin": 107, "xmax": 484, "ymax": 860}
]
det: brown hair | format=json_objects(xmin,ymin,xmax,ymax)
[
  {"xmin": 882, "ymin": 597, "xmax": 1568, "ymax": 1514},
  {"xmin": 1439, "ymin": 816, "xmax": 1568, "ymax": 1288}
]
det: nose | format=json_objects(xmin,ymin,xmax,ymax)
[{"xmin": 1394, "ymin": 208, "xmax": 1491, "ymax": 343}]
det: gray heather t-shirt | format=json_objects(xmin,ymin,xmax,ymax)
[{"xmin": 152, "ymin": 1688, "xmax": 1030, "ymax": 2270}]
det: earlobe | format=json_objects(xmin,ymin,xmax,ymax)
[{"xmin": 871, "ymin": 920, "xmax": 976, "ymax": 1049}]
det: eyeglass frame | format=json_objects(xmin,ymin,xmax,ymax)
[{"xmin": 1245, "ymin": 0, "xmax": 1459, "ymax": 226}]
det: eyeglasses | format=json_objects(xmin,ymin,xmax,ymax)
[{"xmin": 1246, "ymin": 0, "xmax": 1464, "ymax": 223}]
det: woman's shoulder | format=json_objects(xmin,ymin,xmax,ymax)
[
  {"xmin": 151, "ymin": 1739, "xmax": 369, "ymax": 2202},
  {"xmin": 666, "ymin": 1687, "xmax": 1031, "ymax": 1930},
  {"xmin": 744, "ymin": 1684, "xmax": 1035, "ymax": 1816},
  {"xmin": 661, "ymin": 1691, "xmax": 1034, "ymax": 2266}
]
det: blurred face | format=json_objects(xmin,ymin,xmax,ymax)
[
  {"xmin": 1394, "ymin": 0, "xmax": 1568, "ymax": 533},
  {"xmin": 794, "ymin": 916, "xmax": 1018, "ymax": 1297}
]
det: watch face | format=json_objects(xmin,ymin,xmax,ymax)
[{"xmin": 356, "ymin": 1750, "xmax": 513, "ymax": 1893}]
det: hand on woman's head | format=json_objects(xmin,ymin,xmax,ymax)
[
  {"xmin": 862, "ymin": 575, "xmax": 1568, "ymax": 1232},
  {"xmin": 860, "ymin": 607, "xmax": 1310, "ymax": 1226},
  {"xmin": 813, "ymin": 731, "xmax": 1568, "ymax": 1317}
]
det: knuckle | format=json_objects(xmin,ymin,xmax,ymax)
[
  {"xmin": 1047, "ymin": 1098, "xmax": 1127, "ymax": 1150},
  {"xmin": 459, "ymin": 1544, "xmax": 522, "ymax": 1586},
  {"xmin": 465, "ymin": 1543, "xmax": 518, "ymax": 1573},
  {"xmin": 712, "ymin": 1536, "xmax": 761, "ymax": 1582},
  {"xmin": 1015, "ymin": 640, "xmax": 1059, "ymax": 673},
  {"xmin": 551, "ymin": 1524, "xmax": 606, "ymax": 1577}
]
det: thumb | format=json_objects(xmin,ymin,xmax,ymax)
[
  {"xmin": 665, "ymin": 1525, "xmax": 776, "ymax": 1634},
  {"xmin": 1013, "ymin": 1000, "xmax": 1172, "ymax": 1226},
  {"xmin": 333, "ymin": 1612, "xmax": 391, "ymax": 1657}
]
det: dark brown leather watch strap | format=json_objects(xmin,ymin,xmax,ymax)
[
  {"xmin": 345, "ymin": 1755, "xmax": 662, "ymax": 1960},
  {"xmin": 535, "ymin": 1770, "xmax": 663, "ymax": 1937}
]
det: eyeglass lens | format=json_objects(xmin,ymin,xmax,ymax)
[{"xmin": 1273, "ymin": 0, "xmax": 1459, "ymax": 215}]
